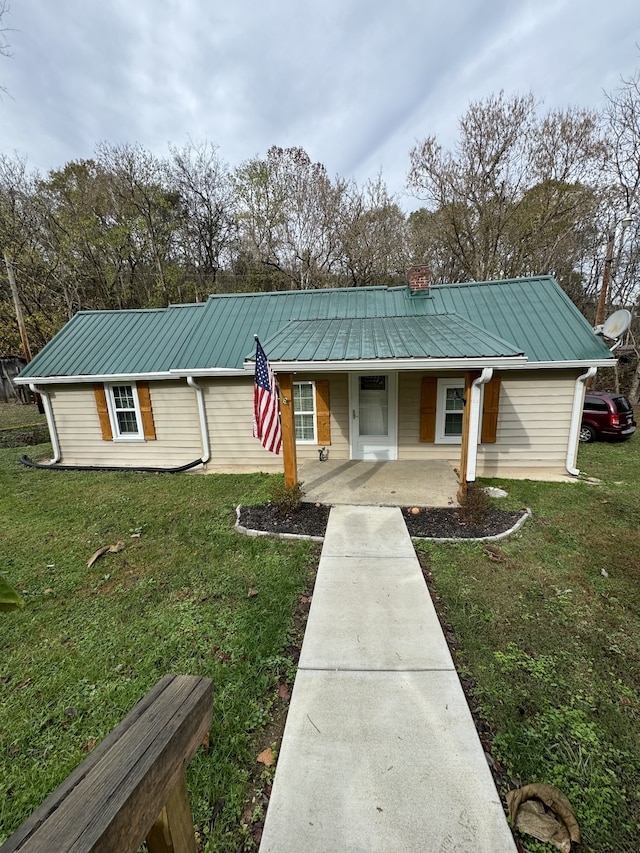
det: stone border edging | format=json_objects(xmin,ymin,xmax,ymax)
[
  {"xmin": 235, "ymin": 505, "xmax": 325, "ymax": 543},
  {"xmin": 410, "ymin": 507, "xmax": 532, "ymax": 543},
  {"xmin": 235, "ymin": 505, "xmax": 532, "ymax": 544}
]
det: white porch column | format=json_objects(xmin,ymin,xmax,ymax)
[{"xmin": 466, "ymin": 368, "xmax": 493, "ymax": 482}]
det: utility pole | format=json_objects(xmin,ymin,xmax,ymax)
[
  {"xmin": 3, "ymin": 250, "xmax": 32, "ymax": 362},
  {"xmin": 595, "ymin": 212, "xmax": 634, "ymax": 328},
  {"xmin": 595, "ymin": 228, "xmax": 616, "ymax": 329},
  {"xmin": 3, "ymin": 250, "xmax": 42, "ymax": 410}
]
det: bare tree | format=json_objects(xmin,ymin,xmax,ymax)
[
  {"xmin": 407, "ymin": 92, "xmax": 607, "ymax": 289},
  {"xmin": 338, "ymin": 175, "xmax": 406, "ymax": 287},
  {"xmin": 168, "ymin": 141, "xmax": 238, "ymax": 300},
  {"xmin": 603, "ymin": 69, "xmax": 640, "ymax": 401},
  {"xmin": 235, "ymin": 146, "xmax": 345, "ymax": 289}
]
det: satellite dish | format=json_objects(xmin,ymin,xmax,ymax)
[{"xmin": 601, "ymin": 309, "xmax": 632, "ymax": 340}]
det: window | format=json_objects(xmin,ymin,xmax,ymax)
[
  {"xmin": 293, "ymin": 381, "xmax": 317, "ymax": 443},
  {"xmin": 435, "ymin": 380, "xmax": 465, "ymax": 443},
  {"xmin": 106, "ymin": 383, "xmax": 144, "ymax": 440}
]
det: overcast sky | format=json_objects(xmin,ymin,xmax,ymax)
[{"xmin": 1, "ymin": 0, "xmax": 639, "ymax": 210}]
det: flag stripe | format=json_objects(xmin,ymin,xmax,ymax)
[{"xmin": 253, "ymin": 339, "xmax": 282, "ymax": 455}]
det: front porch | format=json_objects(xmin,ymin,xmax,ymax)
[{"xmin": 298, "ymin": 459, "xmax": 460, "ymax": 507}]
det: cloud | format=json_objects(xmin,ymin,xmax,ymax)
[{"xmin": 1, "ymin": 0, "xmax": 639, "ymax": 205}]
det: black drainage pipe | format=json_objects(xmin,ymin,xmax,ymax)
[{"xmin": 20, "ymin": 455, "xmax": 204, "ymax": 474}]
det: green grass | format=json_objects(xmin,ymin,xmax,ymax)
[
  {"xmin": 0, "ymin": 402, "xmax": 47, "ymax": 429},
  {"xmin": 0, "ymin": 441, "xmax": 317, "ymax": 851},
  {"xmin": 3, "ymin": 401, "xmax": 640, "ymax": 851},
  {"xmin": 417, "ymin": 436, "xmax": 640, "ymax": 852}
]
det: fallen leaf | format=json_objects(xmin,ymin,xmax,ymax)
[
  {"xmin": 247, "ymin": 588, "xmax": 259, "ymax": 598},
  {"xmin": 278, "ymin": 682, "xmax": 291, "ymax": 701},
  {"xmin": 507, "ymin": 783, "xmax": 580, "ymax": 850},
  {"xmin": 82, "ymin": 737, "xmax": 97, "ymax": 753},
  {"xmin": 87, "ymin": 542, "xmax": 125, "ymax": 568},
  {"xmin": 257, "ymin": 747, "xmax": 275, "ymax": 766}
]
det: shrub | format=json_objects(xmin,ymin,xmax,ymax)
[
  {"xmin": 458, "ymin": 482, "xmax": 490, "ymax": 524},
  {"xmin": 269, "ymin": 479, "xmax": 304, "ymax": 515}
]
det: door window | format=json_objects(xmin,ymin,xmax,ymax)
[{"xmin": 359, "ymin": 375, "xmax": 388, "ymax": 436}]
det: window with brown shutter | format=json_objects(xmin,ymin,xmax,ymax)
[{"xmin": 94, "ymin": 382, "xmax": 156, "ymax": 441}]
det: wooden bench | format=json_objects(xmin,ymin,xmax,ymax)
[{"xmin": 1, "ymin": 673, "xmax": 213, "ymax": 853}]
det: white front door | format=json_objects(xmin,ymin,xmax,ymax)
[{"xmin": 349, "ymin": 373, "xmax": 398, "ymax": 460}]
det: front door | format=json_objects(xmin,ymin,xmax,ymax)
[{"xmin": 349, "ymin": 373, "xmax": 397, "ymax": 460}]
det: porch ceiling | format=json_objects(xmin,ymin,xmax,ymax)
[{"xmin": 258, "ymin": 315, "xmax": 524, "ymax": 362}]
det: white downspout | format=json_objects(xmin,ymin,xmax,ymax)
[
  {"xmin": 566, "ymin": 366, "xmax": 597, "ymax": 476},
  {"xmin": 29, "ymin": 383, "xmax": 61, "ymax": 463},
  {"xmin": 186, "ymin": 376, "xmax": 211, "ymax": 464},
  {"xmin": 466, "ymin": 367, "xmax": 493, "ymax": 482}
]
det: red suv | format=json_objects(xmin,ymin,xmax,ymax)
[{"xmin": 580, "ymin": 391, "xmax": 637, "ymax": 443}]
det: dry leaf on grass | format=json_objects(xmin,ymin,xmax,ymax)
[
  {"xmin": 247, "ymin": 588, "xmax": 259, "ymax": 598},
  {"xmin": 87, "ymin": 542, "xmax": 125, "ymax": 568},
  {"xmin": 507, "ymin": 783, "xmax": 580, "ymax": 852},
  {"xmin": 278, "ymin": 682, "xmax": 291, "ymax": 701},
  {"xmin": 257, "ymin": 747, "xmax": 275, "ymax": 766}
]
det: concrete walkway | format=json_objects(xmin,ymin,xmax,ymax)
[{"xmin": 259, "ymin": 506, "xmax": 517, "ymax": 852}]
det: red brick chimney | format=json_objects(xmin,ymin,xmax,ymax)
[{"xmin": 408, "ymin": 265, "xmax": 430, "ymax": 291}]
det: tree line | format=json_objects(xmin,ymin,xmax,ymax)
[{"xmin": 1, "ymin": 72, "xmax": 639, "ymax": 397}]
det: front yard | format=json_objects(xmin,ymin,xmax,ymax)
[
  {"xmin": 1, "ymin": 402, "xmax": 639, "ymax": 852},
  {"xmin": 0, "ymin": 418, "xmax": 317, "ymax": 851}
]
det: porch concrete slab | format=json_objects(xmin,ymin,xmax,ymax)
[
  {"xmin": 300, "ymin": 556, "xmax": 454, "ymax": 671},
  {"xmin": 320, "ymin": 505, "xmax": 417, "ymax": 558},
  {"xmin": 299, "ymin": 459, "xmax": 460, "ymax": 507},
  {"xmin": 259, "ymin": 669, "xmax": 516, "ymax": 853}
]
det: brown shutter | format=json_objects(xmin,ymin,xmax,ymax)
[
  {"xmin": 315, "ymin": 380, "xmax": 331, "ymax": 444},
  {"xmin": 137, "ymin": 381, "xmax": 156, "ymax": 440},
  {"xmin": 481, "ymin": 375, "xmax": 501, "ymax": 443},
  {"xmin": 420, "ymin": 377, "xmax": 437, "ymax": 443},
  {"xmin": 94, "ymin": 383, "xmax": 113, "ymax": 441}
]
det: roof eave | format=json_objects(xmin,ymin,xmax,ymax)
[
  {"xmin": 517, "ymin": 359, "xmax": 616, "ymax": 369},
  {"xmin": 15, "ymin": 371, "xmax": 178, "ymax": 385}
]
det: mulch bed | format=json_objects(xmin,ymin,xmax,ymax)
[{"xmin": 238, "ymin": 502, "xmax": 526, "ymax": 539}]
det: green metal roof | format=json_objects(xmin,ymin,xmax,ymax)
[
  {"xmin": 20, "ymin": 303, "xmax": 205, "ymax": 378},
  {"xmin": 257, "ymin": 315, "xmax": 525, "ymax": 361},
  {"xmin": 18, "ymin": 277, "xmax": 614, "ymax": 381}
]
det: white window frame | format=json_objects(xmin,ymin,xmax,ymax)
[
  {"xmin": 105, "ymin": 382, "xmax": 144, "ymax": 441},
  {"xmin": 435, "ymin": 379, "xmax": 465, "ymax": 444},
  {"xmin": 293, "ymin": 381, "xmax": 317, "ymax": 444}
]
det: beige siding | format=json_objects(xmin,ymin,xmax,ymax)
[
  {"xmin": 397, "ymin": 372, "xmax": 464, "ymax": 462},
  {"xmin": 47, "ymin": 368, "xmax": 578, "ymax": 478},
  {"xmin": 50, "ymin": 381, "xmax": 202, "ymax": 467},
  {"xmin": 476, "ymin": 370, "xmax": 576, "ymax": 476},
  {"xmin": 398, "ymin": 370, "xmax": 578, "ymax": 475},
  {"xmin": 202, "ymin": 373, "xmax": 351, "ymax": 470}
]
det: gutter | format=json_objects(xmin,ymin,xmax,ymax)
[
  {"xmin": 566, "ymin": 366, "xmax": 597, "ymax": 476},
  {"xmin": 29, "ymin": 383, "xmax": 61, "ymax": 463},
  {"xmin": 186, "ymin": 376, "xmax": 211, "ymax": 464},
  {"xmin": 465, "ymin": 368, "xmax": 493, "ymax": 482}
]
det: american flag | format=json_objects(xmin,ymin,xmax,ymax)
[{"xmin": 253, "ymin": 338, "xmax": 282, "ymax": 454}]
